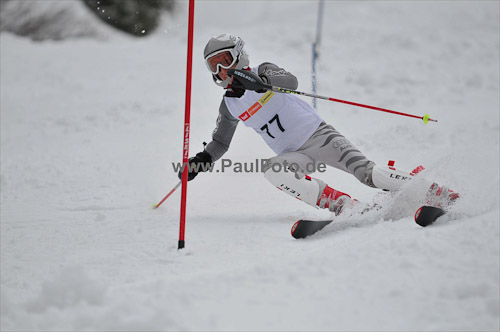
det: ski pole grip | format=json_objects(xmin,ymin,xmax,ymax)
[{"xmin": 228, "ymin": 69, "xmax": 272, "ymax": 91}]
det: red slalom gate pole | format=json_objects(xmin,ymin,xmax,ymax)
[{"xmin": 179, "ymin": 0, "xmax": 195, "ymax": 250}]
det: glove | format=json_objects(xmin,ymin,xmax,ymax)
[
  {"xmin": 230, "ymin": 76, "xmax": 246, "ymax": 91},
  {"xmin": 255, "ymin": 74, "xmax": 268, "ymax": 93},
  {"xmin": 227, "ymin": 69, "xmax": 270, "ymax": 92},
  {"xmin": 178, "ymin": 151, "xmax": 213, "ymax": 181}
]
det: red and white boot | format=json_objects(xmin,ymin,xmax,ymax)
[
  {"xmin": 317, "ymin": 185, "xmax": 357, "ymax": 216},
  {"xmin": 263, "ymin": 168, "xmax": 359, "ymax": 215},
  {"xmin": 426, "ymin": 183, "xmax": 460, "ymax": 209}
]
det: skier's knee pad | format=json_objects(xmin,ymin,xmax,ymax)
[
  {"xmin": 370, "ymin": 164, "xmax": 434, "ymax": 191},
  {"xmin": 263, "ymin": 168, "xmax": 325, "ymax": 207},
  {"xmin": 262, "ymin": 155, "xmax": 306, "ymax": 175},
  {"xmin": 367, "ymin": 163, "xmax": 443, "ymax": 206},
  {"xmin": 370, "ymin": 164, "xmax": 413, "ymax": 191}
]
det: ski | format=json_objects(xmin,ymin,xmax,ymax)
[
  {"xmin": 414, "ymin": 205, "xmax": 445, "ymax": 227},
  {"xmin": 291, "ymin": 202, "xmax": 381, "ymax": 239},
  {"xmin": 291, "ymin": 219, "xmax": 333, "ymax": 239}
]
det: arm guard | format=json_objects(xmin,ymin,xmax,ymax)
[{"xmin": 258, "ymin": 62, "xmax": 298, "ymax": 90}]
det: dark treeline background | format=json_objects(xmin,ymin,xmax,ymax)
[
  {"xmin": 82, "ymin": 0, "xmax": 175, "ymax": 36},
  {"xmin": 0, "ymin": 0, "xmax": 177, "ymax": 40}
]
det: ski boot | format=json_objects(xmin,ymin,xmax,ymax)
[
  {"xmin": 317, "ymin": 185, "xmax": 358, "ymax": 216},
  {"xmin": 425, "ymin": 182, "xmax": 460, "ymax": 209}
]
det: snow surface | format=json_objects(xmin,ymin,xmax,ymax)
[{"xmin": 1, "ymin": 1, "xmax": 499, "ymax": 331}]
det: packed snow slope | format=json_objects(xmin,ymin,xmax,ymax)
[{"xmin": 1, "ymin": 1, "xmax": 499, "ymax": 331}]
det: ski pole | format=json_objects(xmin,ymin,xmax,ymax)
[
  {"xmin": 151, "ymin": 180, "xmax": 181, "ymax": 210},
  {"xmin": 271, "ymin": 86, "xmax": 437, "ymax": 123},
  {"xmin": 228, "ymin": 69, "xmax": 437, "ymax": 124}
]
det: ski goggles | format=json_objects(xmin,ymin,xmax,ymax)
[{"xmin": 205, "ymin": 39, "xmax": 244, "ymax": 75}]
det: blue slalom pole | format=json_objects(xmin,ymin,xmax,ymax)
[{"xmin": 312, "ymin": 0, "xmax": 325, "ymax": 111}]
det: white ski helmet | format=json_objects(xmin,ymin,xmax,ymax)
[{"xmin": 204, "ymin": 34, "xmax": 249, "ymax": 88}]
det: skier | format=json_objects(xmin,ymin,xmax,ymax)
[{"xmin": 180, "ymin": 33, "xmax": 458, "ymax": 215}]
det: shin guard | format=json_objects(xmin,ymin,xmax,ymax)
[{"xmin": 264, "ymin": 169, "xmax": 323, "ymax": 208}]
